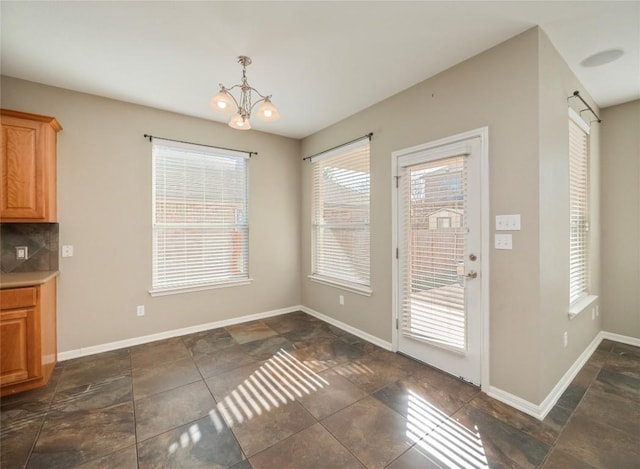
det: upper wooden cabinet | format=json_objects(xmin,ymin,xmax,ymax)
[{"xmin": 1, "ymin": 109, "xmax": 62, "ymax": 222}]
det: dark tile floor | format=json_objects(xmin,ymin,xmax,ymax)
[{"xmin": 1, "ymin": 311, "xmax": 638, "ymax": 468}]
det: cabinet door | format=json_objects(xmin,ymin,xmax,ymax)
[
  {"xmin": 0, "ymin": 117, "xmax": 46, "ymax": 219},
  {"xmin": 0, "ymin": 308, "xmax": 40, "ymax": 385}
]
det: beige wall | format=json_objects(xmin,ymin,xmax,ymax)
[
  {"xmin": 301, "ymin": 27, "xmax": 602, "ymax": 404},
  {"xmin": 1, "ymin": 76, "xmax": 302, "ymax": 353},
  {"xmin": 537, "ymin": 32, "xmax": 601, "ymax": 399},
  {"xmin": 601, "ymin": 100, "xmax": 640, "ymax": 338},
  {"xmin": 301, "ymin": 28, "xmax": 544, "ymax": 403}
]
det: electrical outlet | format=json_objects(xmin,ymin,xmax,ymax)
[
  {"xmin": 16, "ymin": 246, "xmax": 28, "ymax": 260},
  {"xmin": 563, "ymin": 331, "xmax": 568, "ymax": 348},
  {"xmin": 339, "ymin": 295, "xmax": 344, "ymax": 305},
  {"xmin": 137, "ymin": 305, "xmax": 145, "ymax": 317},
  {"xmin": 62, "ymin": 245, "xmax": 74, "ymax": 257}
]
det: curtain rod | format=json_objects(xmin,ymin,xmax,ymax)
[
  {"xmin": 303, "ymin": 132, "xmax": 373, "ymax": 161},
  {"xmin": 568, "ymin": 91, "xmax": 602, "ymax": 124},
  {"xmin": 143, "ymin": 134, "xmax": 257, "ymax": 156}
]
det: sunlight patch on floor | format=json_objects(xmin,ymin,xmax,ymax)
[
  {"xmin": 166, "ymin": 347, "xmax": 330, "ymax": 457},
  {"xmin": 406, "ymin": 390, "xmax": 488, "ymax": 468}
]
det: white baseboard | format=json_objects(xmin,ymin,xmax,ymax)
[
  {"xmin": 485, "ymin": 386, "xmax": 544, "ymax": 419},
  {"xmin": 600, "ymin": 330, "xmax": 640, "ymax": 347},
  {"xmin": 58, "ymin": 305, "xmax": 302, "ymax": 361},
  {"xmin": 59, "ymin": 303, "xmax": 637, "ymax": 421},
  {"xmin": 299, "ymin": 305, "xmax": 393, "ymax": 351},
  {"xmin": 535, "ymin": 331, "xmax": 603, "ymax": 419},
  {"xmin": 487, "ymin": 331, "xmax": 605, "ymax": 420}
]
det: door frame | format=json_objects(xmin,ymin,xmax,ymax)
[{"xmin": 391, "ymin": 127, "xmax": 490, "ymax": 390}]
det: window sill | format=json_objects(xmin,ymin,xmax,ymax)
[
  {"xmin": 149, "ymin": 278, "xmax": 253, "ymax": 297},
  {"xmin": 568, "ymin": 294, "xmax": 598, "ymax": 320},
  {"xmin": 308, "ymin": 275, "xmax": 372, "ymax": 297}
]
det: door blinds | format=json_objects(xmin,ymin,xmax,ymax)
[
  {"xmin": 311, "ymin": 139, "xmax": 370, "ymax": 289},
  {"xmin": 400, "ymin": 156, "xmax": 468, "ymax": 351},
  {"xmin": 152, "ymin": 138, "xmax": 249, "ymax": 292},
  {"xmin": 569, "ymin": 117, "xmax": 590, "ymax": 304}
]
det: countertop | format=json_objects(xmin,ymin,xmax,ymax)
[{"xmin": 0, "ymin": 271, "xmax": 59, "ymax": 289}]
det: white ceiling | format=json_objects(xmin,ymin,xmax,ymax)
[{"xmin": 1, "ymin": 1, "xmax": 638, "ymax": 139}]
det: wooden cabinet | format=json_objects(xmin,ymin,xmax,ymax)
[
  {"xmin": 0, "ymin": 278, "xmax": 57, "ymax": 396},
  {"xmin": 1, "ymin": 109, "xmax": 61, "ymax": 222},
  {"xmin": 0, "ymin": 287, "xmax": 39, "ymax": 385}
]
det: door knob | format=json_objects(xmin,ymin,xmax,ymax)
[{"xmin": 465, "ymin": 271, "xmax": 478, "ymax": 279}]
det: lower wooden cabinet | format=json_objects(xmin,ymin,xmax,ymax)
[{"xmin": 0, "ymin": 278, "xmax": 57, "ymax": 396}]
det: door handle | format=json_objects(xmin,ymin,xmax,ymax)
[{"xmin": 464, "ymin": 271, "xmax": 478, "ymax": 279}]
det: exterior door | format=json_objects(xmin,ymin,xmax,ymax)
[{"xmin": 397, "ymin": 136, "xmax": 482, "ymax": 385}]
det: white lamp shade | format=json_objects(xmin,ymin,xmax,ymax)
[
  {"xmin": 229, "ymin": 114, "xmax": 251, "ymax": 130},
  {"xmin": 210, "ymin": 91, "xmax": 235, "ymax": 114},
  {"xmin": 256, "ymin": 99, "xmax": 280, "ymax": 122}
]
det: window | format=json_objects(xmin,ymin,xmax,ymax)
[
  {"xmin": 151, "ymin": 138, "xmax": 249, "ymax": 294},
  {"xmin": 569, "ymin": 110, "xmax": 590, "ymax": 305},
  {"xmin": 437, "ymin": 217, "xmax": 452, "ymax": 229},
  {"xmin": 310, "ymin": 138, "xmax": 371, "ymax": 293}
]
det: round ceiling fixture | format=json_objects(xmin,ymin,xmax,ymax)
[{"xmin": 580, "ymin": 49, "xmax": 624, "ymax": 67}]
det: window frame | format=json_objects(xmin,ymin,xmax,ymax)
[
  {"xmin": 568, "ymin": 108, "xmax": 597, "ymax": 316},
  {"xmin": 149, "ymin": 138, "xmax": 251, "ymax": 296},
  {"xmin": 309, "ymin": 138, "xmax": 372, "ymax": 296}
]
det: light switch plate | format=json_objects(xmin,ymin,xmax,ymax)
[
  {"xmin": 496, "ymin": 214, "xmax": 521, "ymax": 231},
  {"xmin": 62, "ymin": 245, "xmax": 74, "ymax": 257},
  {"xmin": 495, "ymin": 234, "xmax": 512, "ymax": 250},
  {"xmin": 507, "ymin": 214, "xmax": 521, "ymax": 230}
]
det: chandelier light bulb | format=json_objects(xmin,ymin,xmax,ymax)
[
  {"xmin": 256, "ymin": 98, "xmax": 280, "ymax": 122},
  {"xmin": 210, "ymin": 90, "xmax": 235, "ymax": 115},
  {"xmin": 229, "ymin": 113, "xmax": 251, "ymax": 130}
]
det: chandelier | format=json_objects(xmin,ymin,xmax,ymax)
[{"xmin": 210, "ymin": 56, "xmax": 280, "ymax": 130}]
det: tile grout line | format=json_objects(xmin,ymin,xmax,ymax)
[
  {"xmin": 64, "ymin": 350, "xmax": 138, "ymax": 467},
  {"xmin": 228, "ymin": 321, "xmax": 345, "ymax": 463},
  {"xmin": 23, "ymin": 363, "xmax": 67, "ymax": 466},
  {"xmin": 198, "ymin": 318, "xmax": 375, "ymax": 466},
  {"xmin": 537, "ymin": 348, "xmax": 613, "ymax": 468},
  {"xmin": 316, "ymin": 416, "xmax": 370, "ymax": 468},
  {"xmin": 243, "ymin": 404, "xmax": 318, "ymax": 462},
  {"xmin": 277, "ymin": 326, "xmax": 457, "ymax": 467},
  {"xmin": 185, "ymin": 334, "xmax": 249, "ymax": 468},
  {"xmin": 313, "ymin": 358, "xmax": 418, "ymax": 468},
  {"xmin": 127, "ymin": 349, "xmax": 141, "ymax": 469}
]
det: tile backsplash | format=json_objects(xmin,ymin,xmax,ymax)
[{"xmin": 1, "ymin": 223, "xmax": 59, "ymax": 273}]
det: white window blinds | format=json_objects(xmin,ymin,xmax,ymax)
[
  {"xmin": 152, "ymin": 138, "xmax": 249, "ymax": 292},
  {"xmin": 400, "ymin": 156, "xmax": 468, "ymax": 351},
  {"xmin": 311, "ymin": 138, "xmax": 370, "ymax": 290},
  {"xmin": 569, "ymin": 113, "xmax": 590, "ymax": 304}
]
